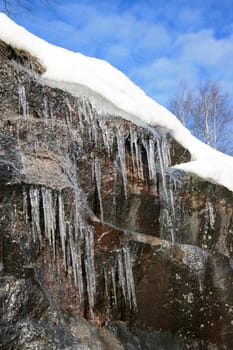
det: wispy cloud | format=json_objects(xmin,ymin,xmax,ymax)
[{"xmin": 132, "ymin": 28, "xmax": 233, "ymax": 104}]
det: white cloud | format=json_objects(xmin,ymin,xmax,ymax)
[
  {"xmin": 175, "ymin": 30, "xmax": 233, "ymax": 66},
  {"xmin": 129, "ymin": 26, "xmax": 233, "ymax": 105},
  {"xmin": 11, "ymin": 0, "xmax": 233, "ymax": 106}
]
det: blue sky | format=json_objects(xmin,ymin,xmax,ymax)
[{"xmin": 1, "ymin": 0, "xmax": 233, "ymax": 107}]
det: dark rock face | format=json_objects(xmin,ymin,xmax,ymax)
[{"xmin": 0, "ymin": 53, "xmax": 233, "ymax": 350}]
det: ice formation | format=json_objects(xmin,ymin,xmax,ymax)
[
  {"xmin": 1, "ymin": 13, "xmax": 233, "ymax": 321},
  {"xmin": 0, "ymin": 13, "xmax": 233, "ymax": 192}
]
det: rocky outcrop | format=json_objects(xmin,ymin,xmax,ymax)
[{"xmin": 0, "ymin": 50, "xmax": 233, "ymax": 349}]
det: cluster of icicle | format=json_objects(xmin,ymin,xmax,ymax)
[
  {"xmin": 102, "ymin": 246, "xmax": 137, "ymax": 314},
  {"xmin": 17, "ymin": 80, "xmax": 179, "ymax": 243},
  {"xmin": 23, "ymin": 185, "xmax": 96, "ymax": 318},
  {"xmin": 23, "ymin": 185, "xmax": 137, "ymax": 317},
  {"xmin": 18, "ymin": 83, "xmax": 183, "ymax": 317},
  {"xmin": 98, "ymin": 121, "xmax": 179, "ymax": 243}
]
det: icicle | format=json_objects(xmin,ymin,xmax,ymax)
[
  {"xmin": 157, "ymin": 138, "xmax": 168, "ymax": 201},
  {"xmin": 123, "ymin": 246, "xmax": 137, "ymax": 309},
  {"xmin": 129, "ymin": 127, "xmax": 136, "ymax": 176},
  {"xmin": 117, "ymin": 250, "xmax": 127, "ymax": 302},
  {"xmin": 18, "ymin": 84, "xmax": 29, "ymax": 119},
  {"xmin": 110, "ymin": 160, "xmax": 118, "ymax": 222},
  {"xmin": 94, "ymin": 156, "xmax": 104, "ymax": 222},
  {"xmin": 169, "ymin": 188, "xmax": 175, "ymax": 219},
  {"xmin": 68, "ymin": 226, "xmax": 84, "ymax": 303},
  {"xmin": 117, "ymin": 247, "xmax": 137, "ymax": 309},
  {"xmin": 73, "ymin": 190, "xmax": 80, "ymax": 240},
  {"xmin": 66, "ymin": 235, "xmax": 71, "ymax": 270},
  {"xmin": 155, "ymin": 134, "xmax": 178, "ymax": 243},
  {"xmin": 29, "ymin": 187, "xmax": 42, "ymax": 243},
  {"xmin": 111, "ymin": 266, "xmax": 117, "ymax": 306},
  {"xmin": 77, "ymin": 98, "xmax": 85, "ymax": 131},
  {"xmin": 76, "ymin": 244, "xmax": 84, "ymax": 299},
  {"xmin": 16, "ymin": 121, "xmax": 20, "ymax": 145},
  {"xmin": 104, "ymin": 267, "xmax": 109, "ymax": 298},
  {"xmin": 130, "ymin": 128, "xmax": 144, "ymax": 180},
  {"xmin": 65, "ymin": 97, "xmax": 73, "ymax": 124},
  {"xmin": 148, "ymin": 139, "xmax": 157, "ymax": 179},
  {"xmin": 83, "ymin": 98, "xmax": 97, "ymax": 143},
  {"xmin": 167, "ymin": 186, "xmax": 177, "ymax": 242},
  {"xmin": 73, "ymin": 190, "xmax": 84, "ymax": 240},
  {"xmin": 43, "ymin": 96, "xmax": 49, "ymax": 124},
  {"xmin": 41, "ymin": 187, "xmax": 56, "ymax": 258},
  {"xmin": 161, "ymin": 135, "xmax": 170, "ymax": 167},
  {"xmin": 65, "ymin": 97, "xmax": 72, "ymax": 134},
  {"xmin": 67, "ymin": 157, "xmax": 89, "ymax": 237},
  {"xmin": 116, "ymin": 128, "xmax": 128, "ymax": 198},
  {"xmin": 84, "ymin": 226, "xmax": 96, "ymax": 319},
  {"xmin": 92, "ymin": 109, "xmax": 99, "ymax": 146},
  {"xmin": 142, "ymin": 137, "xmax": 156, "ymax": 180},
  {"xmin": 58, "ymin": 192, "xmax": 67, "ymax": 270},
  {"xmin": 83, "ymin": 98, "xmax": 92, "ymax": 124},
  {"xmin": 0, "ymin": 235, "xmax": 3, "ymax": 272},
  {"xmin": 98, "ymin": 119, "xmax": 114, "ymax": 156},
  {"xmin": 137, "ymin": 143, "xmax": 144, "ymax": 180},
  {"xmin": 22, "ymin": 188, "xmax": 29, "ymax": 224}
]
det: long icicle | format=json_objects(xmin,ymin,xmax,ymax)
[
  {"xmin": 116, "ymin": 127, "xmax": 128, "ymax": 198},
  {"xmin": 58, "ymin": 192, "xmax": 67, "ymax": 271}
]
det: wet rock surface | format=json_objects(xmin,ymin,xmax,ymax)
[{"xmin": 0, "ymin": 54, "xmax": 233, "ymax": 350}]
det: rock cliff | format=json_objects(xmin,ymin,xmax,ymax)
[{"xmin": 0, "ymin": 42, "xmax": 233, "ymax": 349}]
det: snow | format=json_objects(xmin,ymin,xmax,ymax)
[{"xmin": 1, "ymin": 13, "xmax": 233, "ymax": 192}]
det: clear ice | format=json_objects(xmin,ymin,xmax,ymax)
[
  {"xmin": 18, "ymin": 83, "xmax": 29, "ymax": 119},
  {"xmin": 20, "ymin": 92, "xmax": 189, "ymax": 318}
]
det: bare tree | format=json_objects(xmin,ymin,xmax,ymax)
[
  {"xmin": 169, "ymin": 81, "xmax": 193, "ymax": 127},
  {"xmin": 169, "ymin": 80, "xmax": 233, "ymax": 155}
]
